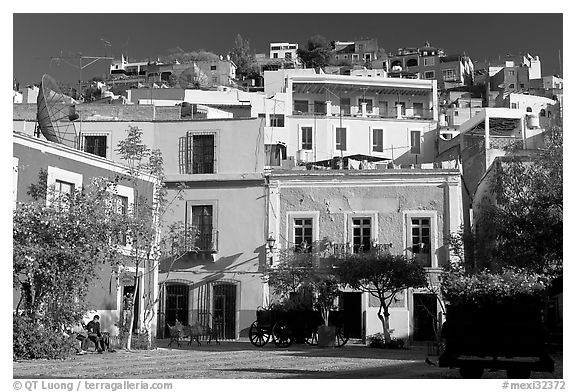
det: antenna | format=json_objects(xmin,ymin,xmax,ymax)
[
  {"xmin": 49, "ymin": 53, "xmax": 115, "ymax": 97},
  {"xmin": 37, "ymin": 74, "xmax": 80, "ymax": 149}
]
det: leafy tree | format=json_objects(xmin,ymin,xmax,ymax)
[
  {"xmin": 114, "ymin": 125, "xmax": 188, "ymax": 349},
  {"xmin": 297, "ymin": 35, "xmax": 332, "ymax": 69},
  {"xmin": 335, "ymin": 253, "xmax": 427, "ymax": 345},
  {"xmin": 13, "ymin": 176, "xmax": 127, "ymax": 358},
  {"xmin": 267, "ymin": 244, "xmax": 340, "ymax": 324},
  {"xmin": 477, "ymin": 127, "xmax": 563, "ymax": 276},
  {"xmin": 229, "ymin": 34, "xmax": 259, "ymax": 80}
]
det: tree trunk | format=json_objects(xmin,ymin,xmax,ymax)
[
  {"xmin": 126, "ymin": 278, "xmax": 138, "ymax": 350},
  {"xmin": 377, "ymin": 304, "xmax": 392, "ymax": 345}
]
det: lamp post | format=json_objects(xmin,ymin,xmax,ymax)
[{"xmin": 266, "ymin": 236, "xmax": 276, "ymax": 266}]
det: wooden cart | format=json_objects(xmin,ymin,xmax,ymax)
[{"xmin": 248, "ymin": 307, "xmax": 348, "ymax": 348}]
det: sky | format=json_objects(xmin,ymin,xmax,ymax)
[{"xmin": 12, "ymin": 13, "xmax": 563, "ymax": 86}]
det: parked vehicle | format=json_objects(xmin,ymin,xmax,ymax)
[
  {"xmin": 438, "ymin": 303, "xmax": 554, "ymax": 378},
  {"xmin": 248, "ymin": 307, "xmax": 348, "ymax": 348}
]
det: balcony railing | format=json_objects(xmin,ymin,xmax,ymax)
[
  {"xmin": 172, "ymin": 229, "xmax": 219, "ymax": 255},
  {"xmin": 292, "ymin": 106, "xmax": 434, "ymax": 120}
]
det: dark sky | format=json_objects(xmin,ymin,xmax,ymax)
[{"xmin": 13, "ymin": 13, "xmax": 563, "ymax": 86}]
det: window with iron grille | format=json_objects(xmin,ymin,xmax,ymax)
[
  {"xmin": 269, "ymin": 114, "xmax": 285, "ymax": 127},
  {"xmin": 352, "ymin": 218, "xmax": 371, "ymax": 253},
  {"xmin": 336, "ymin": 127, "xmax": 347, "ymax": 151},
  {"xmin": 301, "ymin": 127, "xmax": 313, "ymax": 150},
  {"xmin": 411, "ymin": 218, "xmax": 431, "ymax": 267},
  {"xmin": 84, "ymin": 135, "xmax": 107, "ymax": 158},
  {"xmin": 294, "ymin": 218, "xmax": 313, "ymax": 253},
  {"xmin": 188, "ymin": 205, "xmax": 215, "ymax": 251},
  {"xmin": 373, "ymin": 129, "xmax": 383, "ymax": 152},
  {"xmin": 179, "ymin": 132, "xmax": 217, "ymax": 174}
]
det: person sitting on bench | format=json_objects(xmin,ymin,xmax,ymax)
[{"xmin": 82, "ymin": 315, "xmax": 106, "ymax": 353}]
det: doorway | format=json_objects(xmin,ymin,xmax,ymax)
[
  {"xmin": 213, "ymin": 283, "xmax": 237, "ymax": 339},
  {"xmin": 165, "ymin": 284, "xmax": 189, "ymax": 336},
  {"xmin": 413, "ymin": 294, "xmax": 437, "ymax": 341},
  {"xmin": 122, "ymin": 285, "xmax": 140, "ymax": 333},
  {"xmin": 341, "ymin": 292, "xmax": 362, "ymax": 339}
]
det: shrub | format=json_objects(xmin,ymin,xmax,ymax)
[
  {"xmin": 13, "ymin": 314, "xmax": 76, "ymax": 360},
  {"xmin": 367, "ymin": 332, "xmax": 405, "ymax": 349},
  {"xmin": 441, "ymin": 267, "xmax": 550, "ymax": 307}
]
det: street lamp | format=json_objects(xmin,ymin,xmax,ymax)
[{"xmin": 266, "ymin": 236, "xmax": 276, "ymax": 266}]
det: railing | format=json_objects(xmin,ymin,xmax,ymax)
[
  {"xmin": 292, "ymin": 107, "xmax": 435, "ymax": 120},
  {"xmin": 172, "ymin": 229, "xmax": 219, "ymax": 255}
]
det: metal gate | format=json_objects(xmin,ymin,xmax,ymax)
[
  {"xmin": 161, "ymin": 283, "xmax": 189, "ymax": 338},
  {"xmin": 213, "ymin": 283, "xmax": 237, "ymax": 339}
]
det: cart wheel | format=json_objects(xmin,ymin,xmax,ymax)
[
  {"xmin": 459, "ymin": 366, "xmax": 484, "ymax": 379},
  {"xmin": 272, "ymin": 321, "xmax": 293, "ymax": 348},
  {"xmin": 249, "ymin": 321, "xmax": 270, "ymax": 347},
  {"xmin": 506, "ymin": 368, "xmax": 531, "ymax": 379},
  {"xmin": 304, "ymin": 330, "xmax": 318, "ymax": 346},
  {"xmin": 335, "ymin": 326, "xmax": 349, "ymax": 347}
]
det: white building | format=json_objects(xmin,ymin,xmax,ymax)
[
  {"xmin": 263, "ymin": 70, "xmax": 439, "ymax": 167},
  {"xmin": 270, "ymin": 42, "xmax": 299, "ymax": 61}
]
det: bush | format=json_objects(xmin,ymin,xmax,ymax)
[
  {"xmin": 13, "ymin": 314, "xmax": 76, "ymax": 360},
  {"xmin": 367, "ymin": 333, "xmax": 405, "ymax": 349},
  {"xmin": 441, "ymin": 267, "xmax": 550, "ymax": 307}
]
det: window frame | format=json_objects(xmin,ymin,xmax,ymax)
[
  {"xmin": 269, "ymin": 114, "xmax": 285, "ymax": 127},
  {"xmin": 46, "ymin": 166, "xmax": 83, "ymax": 206},
  {"xmin": 82, "ymin": 132, "xmax": 111, "ymax": 159},
  {"xmin": 346, "ymin": 211, "xmax": 378, "ymax": 254},
  {"xmin": 372, "ymin": 128, "xmax": 384, "ymax": 152},
  {"xmin": 178, "ymin": 131, "xmax": 219, "ymax": 175},
  {"xmin": 185, "ymin": 200, "xmax": 219, "ymax": 253},
  {"xmin": 286, "ymin": 211, "xmax": 320, "ymax": 257},
  {"xmin": 335, "ymin": 126, "xmax": 347, "ymax": 151},
  {"xmin": 424, "ymin": 70, "xmax": 435, "ymax": 79},
  {"xmin": 403, "ymin": 211, "xmax": 437, "ymax": 268},
  {"xmin": 410, "ymin": 130, "xmax": 421, "ymax": 154},
  {"xmin": 300, "ymin": 126, "xmax": 313, "ymax": 150}
]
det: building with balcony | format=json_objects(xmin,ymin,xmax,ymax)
[
  {"xmin": 388, "ymin": 42, "xmax": 474, "ymax": 91},
  {"xmin": 270, "ymin": 42, "xmax": 299, "ymax": 61},
  {"xmin": 263, "ymin": 70, "xmax": 439, "ymax": 167},
  {"xmin": 13, "ymin": 131, "xmax": 160, "ymax": 337},
  {"xmin": 267, "ymin": 167, "xmax": 463, "ymax": 342},
  {"xmin": 14, "ymin": 102, "xmax": 269, "ymax": 341}
]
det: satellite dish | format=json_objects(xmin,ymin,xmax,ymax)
[{"xmin": 36, "ymin": 74, "xmax": 80, "ymax": 148}]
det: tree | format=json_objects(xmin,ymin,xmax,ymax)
[
  {"xmin": 335, "ymin": 253, "xmax": 427, "ymax": 345},
  {"xmin": 13, "ymin": 175, "xmax": 126, "ymax": 358},
  {"xmin": 114, "ymin": 125, "xmax": 188, "ymax": 349},
  {"xmin": 477, "ymin": 127, "xmax": 563, "ymax": 276},
  {"xmin": 297, "ymin": 35, "xmax": 332, "ymax": 69},
  {"xmin": 229, "ymin": 34, "xmax": 259, "ymax": 80}
]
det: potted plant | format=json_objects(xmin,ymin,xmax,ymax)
[{"xmin": 312, "ymin": 275, "xmax": 340, "ymax": 347}]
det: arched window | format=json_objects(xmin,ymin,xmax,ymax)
[
  {"xmin": 548, "ymin": 111, "xmax": 552, "ymax": 118},
  {"xmin": 406, "ymin": 58, "xmax": 418, "ymax": 67},
  {"xmin": 391, "ymin": 60, "xmax": 402, "ymax": 68},
  {"xmin": 526, "ymin": 107, "xmax": 532, "ymax": 113},
  {"xmin": 540, "ymin": 109, "xmax": 546, "ymax": 117}
]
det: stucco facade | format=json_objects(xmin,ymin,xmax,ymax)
[
  {"xmin": 13, "ymin": 132, "xmax": 159, "ymax": 337},
  {"xmin": 267, "ymin": 168, "xmax": 462, "ymax": 342}
]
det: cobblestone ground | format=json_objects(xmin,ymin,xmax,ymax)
[{"xmin": 13, "ymin": 340, "xmax": 563, "ymax": 379}]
